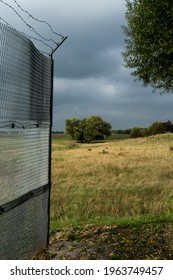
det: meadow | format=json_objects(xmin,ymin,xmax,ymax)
[{"xmin": 50, "ymin": 133, "xmax": 173, "ymax": 231}]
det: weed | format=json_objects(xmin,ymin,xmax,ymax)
[
  {"xmin": 100, "ymin": 149, "xmax": 109, "ymax": 154},
  {"xmin": 67, "ymin": 233, "xmax": 82, "ymax": 241},
  {"xmin": 66, "ymin": 142, "xmax": 78, "ymax": 149},
  {"xmin": 109, "ymin": 254, "xmax": 123, "ymax": 260}
]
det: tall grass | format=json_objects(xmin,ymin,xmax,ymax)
[{"xmin": 50, "ymin": 133, "xmax": 173, "ymax": 229}]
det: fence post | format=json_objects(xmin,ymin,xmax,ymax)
[{"xmin": 47, "ymin": 58, "xmax": 54, "ymax": 245}]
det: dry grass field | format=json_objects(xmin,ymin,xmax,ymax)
[{"xmin": 50, "ymin": 133, "xmax": 173, "ymax": 230}]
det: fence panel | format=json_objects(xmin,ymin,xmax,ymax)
[{"xmin": 0, "ymin": 22, "xmax": 52, "ymax": 259}]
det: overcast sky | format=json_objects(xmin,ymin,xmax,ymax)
[{"xmin": 1, "ymin": 0, "xmax": 173, "ymax": 131}]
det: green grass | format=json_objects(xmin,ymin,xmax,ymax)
[
  {"xmin": 50, "ymin": 212, "xmax": 173, "ymax": 231},
  {"xmin": 52, "ymin": 133, "xmax": 72, "ymax": 142},
  {"xmin": 107, "ymin": 133, "xmax": 130, "ymax": 141}
]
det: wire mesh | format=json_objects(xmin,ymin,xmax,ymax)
[
  {"xmin": 0, "ymin": 190, "xmax": 49, "ymax": 260},
  {"xmin": 0, "ymin": 22, "xmax": 52, "ymax": 259}
]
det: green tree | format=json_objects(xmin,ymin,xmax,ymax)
[
  {"xmin": 147, "ymin": 120, "xmax": 173, "ymax": 135},
  {"xmin": 65, "ymin": 118, "xmax": 86, "ymax": 143},
  {"xmin": 85, "ymin": 116, "xmax": 112, "ymax": 142},
  {"xmin": 122, "ymin": 0, "xmax": 173, "ymax": 93},
  {"xmin": 65, "ymin": 116, "xmax": 112, "ymax": 143},
  {"xmin": 130, "ymin": 127, "xmax": 146, "ymax": 138}
]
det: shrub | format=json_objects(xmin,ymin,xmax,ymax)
[
  {"xmin": 147, "ymin": 121, "xmax": 173, "ymax": 136},
  {"xmin": 130, "ymin": 127, "xmax": 146, "ymax": 138}
]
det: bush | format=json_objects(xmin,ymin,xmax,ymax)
[
  {"xmin": 130, "ymin": 127, "xmax": 146, "ymax": 138},
  {"xmin": 147, "ymin": 121, "xmax": 173, "ymax": 136},
  {"xmin": 131, "ymin": 121, "xmax": 173, "ymax": 138},
  {"xmin": 65, "ymin": 116, "xmax": 112, "ymax": 143}
]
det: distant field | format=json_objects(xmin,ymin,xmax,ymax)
[
  {"xmin": 50, "ymin": 133, "xmax": 173, "ymax": 230},
  {"xmin": 52, "ymin": 132, "xmax": 130, "ymax": 142},
  {"xmin": 52, "ymin": 133, "xmax": 72, "ymax": 142}
]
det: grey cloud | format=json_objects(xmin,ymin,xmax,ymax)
[
  {"xmin": 53, "ymin": 73, "xmax": 173, "ymax": 131},
  {"xmin": 1, "ymin": 0, "xmax": 173, "ymax": 131},
  {"xmin": 52, "ymin": 3, "xmax": 126, "ymax": 79},
  {"xmin": 54, "ymin": 45, "xmax": 122, "ymax": 79}
]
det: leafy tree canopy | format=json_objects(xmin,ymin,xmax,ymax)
[
  {"xmin": 122, "ymin": 0, "xmax": 173, "ymax": 93},
  {"xmin": 65, "ymin": 116, "xmax": 112, "ymax": 143}
]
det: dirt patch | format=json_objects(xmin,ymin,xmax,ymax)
[{"xmin": 33, "ymin": 222, "xmax": 173, "ymax": 260}]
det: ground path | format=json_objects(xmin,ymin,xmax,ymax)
[{"xmin": 34, "ymin": 222, "xmax": 173, "ymax": 260}]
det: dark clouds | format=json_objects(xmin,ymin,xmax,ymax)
[{"xmin": 1, "ymin": 0, "xmax": 173, "ymax": 131}]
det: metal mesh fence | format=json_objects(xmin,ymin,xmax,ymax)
[{"xmin": 0, "ymin": 22, "xmax": 52, "ymax": 259}]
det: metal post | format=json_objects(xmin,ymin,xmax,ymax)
[
  {"xmin": 47, "ymin": 36, "xmax": 67, "ymax": 246},
  {"xmin": 50, "ymin": 36, "xmax": 68, "ymax": 59},
  {"xmin": 47, "ymin": 57, "xmax": 54, "ymax": 246}
]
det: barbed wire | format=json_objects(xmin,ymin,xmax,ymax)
[
  {"xmin": 0, "ymin": 0, "xmax": 59, "ymax": 44},
  {"xmin": 11, "ymin": 0, "xmax": 64, "ymax": 39},
  {"xmin": 0, "ymin": 0, "xmax": 68, "ymax": 57},
  {"xmin": 0, "ymin": 16, "xmax": 53, "ymax": 54}
]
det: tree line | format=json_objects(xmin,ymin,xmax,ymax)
[
  {"xmin": 65, "ymin": 116, "xmax": 173, "ymax": 142},
  {"xmin": 130, "ymin": 120, "xmax": 173, "ymax": 138}
]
